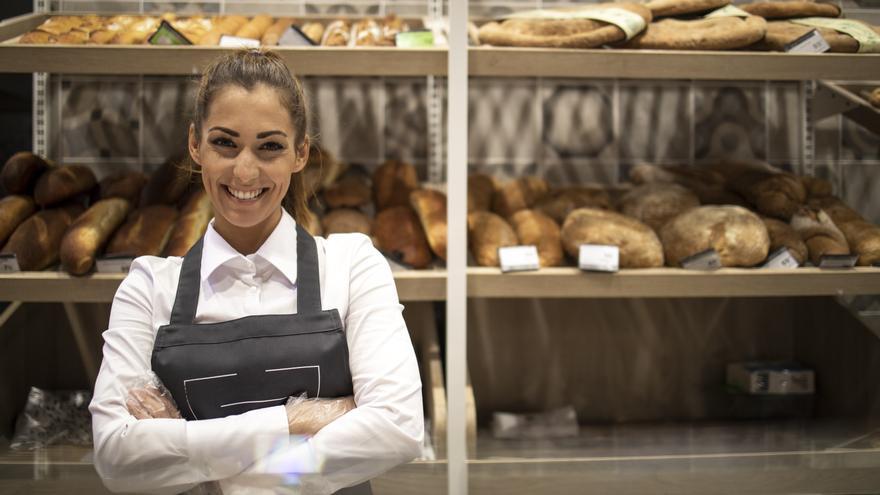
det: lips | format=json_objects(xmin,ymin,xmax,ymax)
[{"xmin": 224, "ymin": 185, "xmax": 267, "ymax": 201}]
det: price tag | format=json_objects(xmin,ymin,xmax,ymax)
[
  {"xmin": 784, "ymin": 28, "xmax": 830, "ymax": 53},
  {"xmin": 819, "ymin": 254, "xmax": 859, "ymax": 269},
  {"xmin": 704, "ymin": 4, "xmax": 751, "ymax": 18},
  {"xmin": 278, "ymin": 26, "xmax": 318, "ymax": 46},
  {"xmin": 219, "ymin": 35, "xmax": 260, "ymax": 48},
  {"xmin": 148, "ymin": 20, "xmax": 192, "ymax": 45},
  {"xmin": 498, "ymin": 245, "xmax": 540, "ymax": 273},
  {"xmin": 96, "ymin": 255, "xmax": 135, "ymax": 274},
  {"xmin": 681, "ymin": 249, "xmax": 722, "ymax": 270},
  {"xmin": 0, "ymin": 254, "xmax": 21, "ymax": 272},
  {"xmin": 395, "ymin": 30, "xmax": 435, "ymax": 48},
  {"xmin": 578, "ymin": 244, "xmax": 619, "ymax": 273},
  {"xmin": 762, "ymin": 247, "xmax": 800, "ymax": 269}
]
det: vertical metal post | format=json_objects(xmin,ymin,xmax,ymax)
[
  {"xmin": 426, "ymin": 0, "xmax": 445, "ymax": 185},
  {"xmin": 32, "ymin": 0, "xmax": 49, "ymax": 156},
  {"xmin": 447, "ymin": 0, "xmax": 469, "ymax": 494},
  {"xmin": 800, "ymin": 80, "xmax": 816, "ymax": 177}
]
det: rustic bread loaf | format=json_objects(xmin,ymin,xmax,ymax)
[
  {"xmin": 372, "ymin": 206, "xmax": 433, "ymax": 269},
  {"xmin": 322, "ymin": 208, "xmax": 372, "ymax": 236},
  {"xmin": 99, "ymin": 171, "xmax": 148, "ymax": 205},
  {"xmin": 322, "ymin": 20, "xmax": 352, "ymax": 46},
  {"xmin": 106, "ymin": 205, "xmax": 179, "ymax": 257},
  {"xmin": 493, "ymin": 176, "xmax": 550, "ymax": 219},
  {"xmin": 754, "ymin": 21, "xmax": 859, "ymax": 52},
  {"xmin": 468, "ymin": 211, "xmax": 519, "ymax": 267},
  {"xmin": 2, "ymin": 152, "xmax": 50, "ymax": 194},
  {"xmin": 2, "ymin": 204, "xmax": 84, "ymax": 271},
  {"xmin": 800, "ymin": 175, "xmax": 833, "ymax": 198},
  {"xmin": 373, "ymin": 159, "xmax": 419, "ymax": 211},
  {"xmin": 34, "ymin": 164, "xmax": 96, "ymax": 207},
  {"xmin": 807, "ymin": 196, "xmax": 862, "ymax": 224},
  {"xmin": 509, "ymin": 209, "xmax": 563, "ymax": 267},
  {"xmin": 618, "ymin": 183, "xmax": 700, "ymax": 232},
  {"xmin": 0, "ymin": 196, "xmax": 36, "ymax": 246},
  {"xmin": 410, "ymin": 189, "xmax": 448, "ymax": 261},
  {"xmin": 713, "ymin": 162, "xmax": 806, "ymax": 220},
  {"xmin": 261, "ymin": 18, "xmax": 293, "ymax": 45},
  {"xmin": 235, "ymin": 14, "xmax": 273, "ymax": 40},
  {"xmin": 163, "ymin": 189, "xmax": 213, "ymax": 257},
  {"xmin": 323, "ymin": 172, "xmax": 371, "ymax": 209},
  {"xmin": 629, "ymin": 163, "xmax": 747, "ymax": 206},
  {"xmin": 140, "ymin": 157, "xmax": 192, "ymax": 207},
  {"xmin": 740, "ymin": 1, "xmax": 841, "ymax": 19},
  {"xmin": 562, "ymin": 208, "xmax": 664, "ymax": 268},
  {"xmin": 790, "ymin": 208, "xmax": 849, "ymax": 265},
  {"xmin": 762, "ymin": 216, "xmax": 808, "ymax": 265},
  {"xmin": 534, "ymin": 185, "xmax": 612, "ymax": 224},
  {"xmin": 661, "ymin": 205, "xmax": 769, "ymax": 267},
  {"xmin": 645, "ymin": 0, "xmax": 729, "ymax": 17},
  {"xmin": 468, "ymin": 173, "xmax": 496, "ymax": 212},
  {"xmin": 837, "ymin": 220, "xmax": 880, "ymax": 266},
  {"xmin": 60, "ymin": 198, "xmax": 131, "ymax": 275},
  {"xmin": 622, "ymin": 16, "xmax": 767, "ymax": 50}
]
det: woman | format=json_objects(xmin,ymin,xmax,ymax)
[{"xmin": 89, "ymin": 50, "xmax": 423, "ymax": 495}]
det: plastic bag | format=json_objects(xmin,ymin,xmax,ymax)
[
  {"xmin": 491, "ymin": 405, "xmax": 579, "ymax": 440},
  {"xmin": 125, "ymin": 371, "xmax": 182, "ymax": 420},
  {"xmin": 285, "ymin": 393, "xmax": 356, "ymax": 436},
  {"xmin": 10, "ymin": 386, "xmax": 92, "ymax": 450}
]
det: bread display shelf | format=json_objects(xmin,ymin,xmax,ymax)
[{"xmin": 815, "ymin": 81, "xmax": 880, "ymax": 135}]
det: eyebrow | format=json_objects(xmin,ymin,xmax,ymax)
[
  {"xmin": 257, "ymin": 130, "xmax": 288, "ymax": 139},
  {"xmin": 208, "ymin": 126, "xmax": 239, "ymax": 137}
]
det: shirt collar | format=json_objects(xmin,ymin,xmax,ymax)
[{"xmin": 200, "ymin": 209, "xmax": 299, "ymax": 285}]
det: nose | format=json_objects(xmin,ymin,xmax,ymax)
[{"xmin": 232, "ymin": 149, "xmax": 260, "ymax": 184}]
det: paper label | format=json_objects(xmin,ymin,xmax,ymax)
[
  {"xmin": 395, "ymin": 30, "xmax": 435, "ymax": 48},
  {"xmin": 819, "ymin": 254, "xmax": 859, "ymax": 268},
  {"xmin": 505, "ymin": 7, "xmax": 646, "ymax": 40},
  {"xmin": 704, "ymin": 5, "xmax": 752, "ymax": 18},
  {"xmin": 96, "ymin": 255, "xmax": 135, "ymax": 274},
  {"xmin": 148, "ymin": 20, "xmax": 192, "ymax": 45},
  {"xmin": 681, "ymin": 249, "xmax": 722, "ymax": 270},
  {"xmin": 762, "ymin": 247, "xmax": 800, "ymax": 269},
  {"xmin": 785, "ymin": 28, "xmax": 831, "ymax": 53},
  {"xmin": 578, "ymin": 244, "xmax": 619, "ymax": 273},
  {"xmin": 791, "ymin": 17, "xmax": 880, "ymax": 53},
  {"xmin": 498, "ymin": 245, "xmax": 541, "ymax": 273},
  {"xmin": 219, "ymin": 35, "xmax": 261, "ymax": 48},
  {"xmin": 0, "ymin": 254, "xmax": 20, "ymax": 273},
  {"xmin": 278, "ymin": 26, "xmax": 317, "ymax": 46}
]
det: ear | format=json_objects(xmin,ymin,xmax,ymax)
[
  {"xmin": 188, "ymin": 123, "xmax": 201, "ymax": 166},
  {"xmin": 292, "ymin": 135, "xmax": 310, "ymax": 174}
]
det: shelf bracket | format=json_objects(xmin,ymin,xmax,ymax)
[
  {"xmin": 0, "ymin": 301, "xmax": 22, "ymax": 334},
  {"xmin": 812, "ymin": 80, "xmax": 880, "ymax": 136}
]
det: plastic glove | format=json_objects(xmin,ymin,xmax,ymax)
[{"xmin": 285, "ymin": 394, "xmax": 356, "ymax": 436}]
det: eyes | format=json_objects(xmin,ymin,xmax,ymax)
[{"xmin": 209, "ymin": 136, "xmax": 286, "ymax": 153}]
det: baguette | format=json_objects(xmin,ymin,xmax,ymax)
[
  {"xmin": 837, "ymin": 220, "xmax": 880, "ymax": 266},
  {"xmin": 197, "ymin": 15, "xmax": 248, "ymax": 45},
  {"xmin": 0, "ymin": 196, "xmax": 36, "ymax": 246},
  {"xmin": 509, "ymin": 209, "xmax": 563, "ymax": 267},
  {"xmin": 34, "ymin": 164, "xmax": 96, "ymax": 206},
  {"xmin": 261, "ymin": 18, "xmax": 294, "ymax": 45},
  {"xmin": 99, "ymin": 171, "xmax": 148, "ymax": 204},
  {"xmin": 60, "ymin": 198, "xmax": 131, "ymax": 275},
  {"xmin": 2, "ymin": 204, "xmax": 84, "ymax": 271},
  {"xmin": 106, "ymin": 205, "xmax": 179, "ymax": 257},
  {"xmin": 371, "ymin": 206, "xmax": 432, "ymax": 268},
  {"xmin": 163, "ymin": 189, "xmax": 213, "ymax": 257},
  {"xmin": 140, "ymin": 157, "xmax": 192, "ymax": 207},
  {"xmin": 236, "ymin": 14, "xmax": 274, "ymax": 40},
  {"xmin": 410, "ymin": 189, "xmax": 447, "ymax": 261},
  {"xmin": 2, "ymin": 151, "xmax": 49, "ymax": 194},
  {"xmin": 467, "ymin": 211, "xmax": 518, "ymax": 267}
]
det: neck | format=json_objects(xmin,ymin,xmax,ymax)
[{"xmin": 213, "ymin": 208, "xmax": 283, "ymax": 255}]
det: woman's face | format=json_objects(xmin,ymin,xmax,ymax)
[{"xmin": 189, "ymin": 83, "xmax": 308, "ymax": 230}]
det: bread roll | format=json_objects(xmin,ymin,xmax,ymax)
[
  {"xmin": 562, "ymin": 208, "xmax": 664, "ymax": 268},
  {"xmin": 2, "ymin": 152, "xmax": 49, "ymax": 194},
  {"xmin": 713, "ymin": 162, "xmax": 806, "ymax": 220},
  {"xmin": 762, "ymin": 217, "xmax": 808, "ymax": 265},
  {"xmin": 236, "ymin": 14, "xmax": 274, "ymax": 40},
  {"xmin": 353, "ymin": 19, "xmax": 382, "ymax": 46},
  {"xmin": 19, "ymin": 31, "xmax": 56, "ymax": 44},
  {"xmin": 372, "ymin": 206, "xmax": 432, "ymax": 269},
  {"xmin": 492, "ymin": 176, "xmax": 550, "ymax": 218},
  {"xmin": 322, "ymin": 208, "xmax": 372, "ymax": 236},
  {"xmin": 99, "ymin": 171, "xmax": 147, "ymax": 204},
  {"xmin": 410, "ymin": 189, "xmax": 447, "ymax": 261},
  {"xmin": 106, "ymin": 205, "xmax": 179, "ymax": 257},
  {"xmin": 790, "ymin": 208, "xmax": 849, "ymax": 265},
  {"xmin": 163, "ymin": 189, "xmax": 213, "ymax": 257},
  {"xmin": 324, "ymin": 173, "xmax": 371, "ymax": 209},
  {"xmin": 467, "ymin": 211, "xmax": 519, "ymax": 267},
  {"xmin": 197, "ymin": 15, "xmax": 248, "ymax": 45},
  {"xmin": 661, "ymin": 206, "xmax": 769, "ymax": 267},
  {"xmin": 262, "ymin": 18, "xmax": 293, "ymax": 45},
  {"xmin": 60, "ymin": 198, "xmax": 131, "ymax": 275},
  {"xmin": 140, "ymin": 157, "xmax": 192, "ymax": 207},
  {"xmin": 302, "ymin": 145, "xmax": 346, "ymax": 197},
  {"xmin": 807, "ymin": 196, "xmax": 862, "ymax": 225},
  {"xmin": 0, "ymin": 196, "xmax": 36, "ymax": 246},
  {"xmin": 381, "ymin": 14, "xmax": 408, "ymax": 45},
  {"xmin": 534, "ymin": 185, "xmax": 611, "ymax": 224},
  {"xmin": 509, "ymin": 209, "xmax": 563, "ymax": 267},
  {"xmin": 618, "ymin": 183, "xmax": 700, "ymax": 232},
  {"xmin": 34, "ymin": 164, "xmax": 96, "ymax": 206},
  {"xmin": 837, "ymin": 220, "xmax": 880, "ymax": 266},
  {"xmin": 2, "ymin": 204, "xmax": 84, "ymax": 271},
  {"xmin": 373, "ymin": 160, "xmax": 419, "ymax": 211},
  {"xmin": 322, "ymin": 20, "xmax": 351, "ymax": 46},
  {"xmin": 301, "ymin": 22, "xmax": 325, "ymax": 44},
  {"xmin": 468, "ymin": 173, "xmax": 496, "ymax": 212},
  {"xmin": 800, "ymin": 175, "xmax": 832, "ymax": 198}
]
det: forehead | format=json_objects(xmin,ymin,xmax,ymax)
[{"xmin": 204, "ymin": 83, "xmax": 295, "ymax": 133}]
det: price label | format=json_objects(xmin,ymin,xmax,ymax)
[
  {"xmin": 0, "ymin": 254, "xmax": 21, "ymax": 272},
  {"xmin": 396, "ymin": 30, "xmax": 435, "ymax": 48},
  {"xmin": 681, "ymin": 249, "xmax": 722, "ymax": 270},
  {"xmin": 96, "ymin": 255, "xmax": 135, "ymax": 274},
  {"xmin": 819, "ymin": 254, "xmax": 859, "ymax": 269},
  {"xmin": 578, "ymin": 244, "xmax": 619, "ymax": 273},
  {"xmin": 762, "ymin": 247, "xmax": 800, "ymax": 269},
  {"xmin": 279, "ymin": 26, "xmax": 317, "ymax": 46},
  {"xmin": 704, "ymin": 4, "xmax": 751, "ymax": 18},
  {"xmin": 784, "ymin": 28, "xmax": 830, "ymax": 54},
  {"xmin": 498, "ymin": 245, "xmax": 540, "ymax": 273},
  {"xmin": 148, "ymin": 20, "xmax": 192, "ymax": 45},
  {"xmin": 219, "ymin": 35, "xmax": 260, "ymax": 48}
]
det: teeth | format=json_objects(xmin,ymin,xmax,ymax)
[{"xmin": 228, "ymin": 187, "xmax": 263, "ymax": 200}]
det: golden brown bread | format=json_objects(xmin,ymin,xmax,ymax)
[
  {"xmin": 645, "ymin": 0, "xmax": 729, "ymax": 17},
  {"xmin": 492, "ymin": 176, "xmax": 550, "ymax": 218},
  {"xmin": 322, "ymin": 208, "xmax": 372, "ymax": 236},
  {"xmin": 618, "ymin": 183, "xmax": 700, "ymax": 232},
  {"xmin": 836, "ymin": 220, "xmax": 880, "ymax": 266},
  {"xmin": 807, "ymin": 196, "xmax": 862, "ymax": 224},
  {"xmin": 790, "ymin": 208, "xmax": 849, "ymax": 265},
  {"xmin": 261, "ymin": 18, "xmax": 293, "ymax": 45},
  {"xmin": 713, "ymin": 162, "xmax": 806, "ymax": 220},
  {"xmin": 60, "ymin": 198, "xmax": 131, "ymax": 275},
  {"xmin": 534, "ymin": 185, "xmax": 611, "ymax": 223},
  {"xmin": 236, "ymin": 14, "xmax": 273, "ymax": 40},
  {"xmin": 2, "ymin": 204, "xmax": 84, "ymax": 271},
  {"xmin": 0, "ymin": 196, "xmax": 36, "ymax": 246},
  {"xmin": 509, "ymin": 209, "xmax": 563, "ymax": 267},
  {"xmin": 622, "ymin": 16, "xmax": 767, "ymax": 50},
  {"xmin": 301, "ymin": 22, "xmax": 326, "ymax": 44},
  {"xmin": 323, "ymin": 173, "xmax": 371, "ymax": 209},
  {"xmin": 800, "ymin": 175, "xmax": 833, "ymax": 198},
  {"xmin": 373, "ymin": 160, "xmax": 419, "ymax": 211},
  {"xmin": 371, "ymin": 206, "xmax": 433, "ymax": 269},
  {"xmin": 34, "ymin": 164, "xmax": 96, "ymax": 206},
  {"xmin": 467, "ymin": 211, "xmax": 519, "ymax": 267},
  {"xmin": 163, "ymin": 189, "xmax": 213, "ymax": 257},
  {"xmin": 140, "ymin": 158, "xmax": 192, "ymax": 207},
  {"xmin": 2, "ymin": 152, "xmax": 49, "ymax": 194},
  {"xmin": 740, "ymin": 1, "xmax": 841, "ymax": 18},
  {"xmin": 353, "ymin": 19, "xmax": 383, "ymax": 46},
  {"xmin": 629, "ymin": 163, "xmax": 748, "ymax": 206},
  {"xmin": 106, "ymin": 205, "xmax": 179, "ymax": 257},
  {"xmin": 19, "ymin": 31, "xmax": 56, "ymax": 43},
  {"xmin": 197, "ymin": 15, "xmax": 248, "ymax": 45},
  {"xmin": 753, "ymin": 21, "xmax": 860, "ymax": 52},
  {"xmin": 99, "ymin": 171, "xmax": 148, "ymax": 204},
  {"xmin": 381, "ymin": 14, "xmax": 409, "ymax": 45},
  {"xmin": 302, "ymin": 145, "xmax": 346, "ymax": 197},
  {"xmin": 762, "ymin": 216, "xmax": 808, "ymax": 265},
  {"xmin": 661, "ymin": 205, "xmax": 769, "ymax": 267},
  {"xmin": 110, "ymin": 17, "xmax": 160, "ymax": 44},
  {"xmin": 322, "ymin": 20, "xmax": 351, "ymax": 46},
  {"xmin": 410, "ymin": 189, "xmax": 448, "ymax": 261},
  {"xmin": 468, "ymin": 174, "xmax": 496, "ymax": 212},
  {"xmin": 561, "ymin": 208, "xmax": 664, "ymax": 268}
]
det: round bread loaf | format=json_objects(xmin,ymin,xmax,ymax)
[
  {"xmin": 372, "ymin": 206, "xmax": 432, "ymax": 269},
  {"xmin": 535, "ymin": 186, "xmax": 611, "ymax": 224},
  {"xmin": 492, "ymin": 176, "xmax": 550, "ymax": 218},
  {"xmin": 467, "ymin": 211, "xmax": 518, "ymax": 267},
  {"xmin": 762, "ymin": 217, "xmax": 807, "ymax": 265},
  {"xmin": 561, "ymin": 208, "xmax": 664, "ymax": 268},
  {"xmin": 740, "ymin": 1, "xmax": 841, "ymax": 19},
  {"xmin": 322, "ymin": 208, "xmax": 372, "ymax": 236},
  {"xmin": 622, "ymin": 15, "xmax": 767, "ymax": 50},
  {"xmin": 2, "ymin": 152, "xmax": 49, "ymax": 194},
  {"xmin": 618, "ymin": 183, "xmax": 699, "ymax": 232},
  {"xmin": 509, "ymin": 209, "xmax": 563, "ymax": 267},
  {"xmin": 661, "ymin": 205, "xmax": 769, "ymax": 267},
  {"xmin": 713, "ymin": 162, "xmax": 807, "ymax": 220}
]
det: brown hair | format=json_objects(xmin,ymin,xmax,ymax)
[{"xmin": 191, "ymin": 49, "xmax": 314, "ymax": 228}]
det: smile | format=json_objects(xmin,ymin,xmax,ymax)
[{"xmin": 224, "ymin": 185, "xmax": 268, "ymax": 201}]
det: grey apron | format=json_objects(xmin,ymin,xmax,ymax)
[{"xmin": 151, "ymin": 223, "xmax": 371, "ymax": 494}]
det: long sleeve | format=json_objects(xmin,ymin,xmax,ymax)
[{"xmin": 89, "ymin": 258, "xmax": 292, "ymax": 494}]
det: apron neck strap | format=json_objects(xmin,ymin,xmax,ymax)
[{"xmin": 169, "ymin": 220, "xmax": 322, "ymax": 325}]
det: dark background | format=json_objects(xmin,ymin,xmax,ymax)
[{"xmin": 1, "ymin": 1, "xmax": 35, "ymax": 164}]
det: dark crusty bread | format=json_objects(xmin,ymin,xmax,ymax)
[
  {"xmin": 468, "ymin": 174, "xmax": 496, "ymax": 212},
  {"xmin": 60, "ymin": 198, "xmax": 131, "ymax": 275},
  {"xmin": 371, "ymin": 206, "xmax": 433, "ymax": 269},
  {"xmin": 323, "ymin": 172, "xmax": 371, "ymax": 209},
  {"xmin": 762, "ymin": 216, "xmax": 808, "ymax": 265},
  {"xmin": 509, "ymin": 209, "xmax": 563, "ymax": 267},
  {"xmin": 618, "ymin": 183, "xmax": 700, "ymax": 233},
  {"xmin": 373, "ymin": 160, "xmax": 419, "ymax": 211},
  {"xmin": 106, "ymin": 205, "xmax": 179, "ymax": 257},
  {"xmin": 99, "ymin": 171, "xmax": 148, "ymax": 205},
  {"xmin": 410, "ymin": 189, "xmax": 448, "ymax": 261},
  {"xmin": 836, "ymin": 219, "xmax": 880, "ymax": 266},
  {"xmin": 322, "ymin": 208, "xmax": 372, "ymax": 236},
  {"xmin": 163, "ymin": 188, "xmax": 213, "ymax": 257},
  {"xmin": 562, "ymin": 208, "xmax": 664, "ymax": 268},
  {"xmin": 140, "ymin": 157, "xmax": 192, "ymax": 207},
  {"xmin": 2, "ymin": 204, "xmax": 84, "ymax": 270},
  {"xmin": 467, "ymin": 211, "xmax": 519, "ymax": 267},
  {"xmin": 712, "ymin": 162, "xmax": 806, "ymax": 220},
  {"xmin": 492, "ymin": 176, "xmax": 550, "ymax": 219},
  {"xmin": 34, "ymin": 164, "xmax": 96, "ymax": 206},
  {"xmin": 535, "ymin": 185, "xmax": 611, "ymax": 224},
  {"xmin": 2, "ymin": 152, "xmax": 49, "ymax": 194},
  {"xmin": 0, "ymin": 195, "xmax": 36, "ymax": 246}
]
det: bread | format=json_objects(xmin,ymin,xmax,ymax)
[
  {"xmin": 323, "ymin": 173, "xmax": 371, "ymax": 209},
  {"xmin": 645, "ymin": 0, "xmax": 730, "ymax": 17},
  {"xmin": 2, "ymin": 204, "xmax": 84, "ymax": 271},
  {"xmin": 236, "ymin": 14, "xmax": 273, "ymax": 40},
  {"xmin": 163, "ymin": 189, "xmax": 213, "ymax": 257},
  {"xmin": 493, "ymin": 176, "xmax": 550, "ymax": 218},
  {"xmin": 197, "ymin": 15, "xmax": 248, "ymax": 45},
  {"xmin": 740, "ymin": 1, "xmax": 841, "ymax": 19},
  {"xmin": 468, "ymin": 174, "xmax": 496, "ymax": 212},
  {"xmin": 800, "ymin": 175, "xmax": 833, "ymax": 198},
  {"xmin": 60, "ymin": 198, "xmax": 131, "ymax": 275},
  {"xmin": 714, "ymin": 162, "xmax": 806, "ymax": 220},
  {"xmin": 410, "ymin": 189, "xmax": 448, "ymax": 261},
  {"xmin": 2, "ymin": 152, "xmax": 49, "ymax": 194},
  {"xmin": 478, "ymin": 4, "xmax": 653, "ymax": 48},
  {"xmin": 762, "ymin": 217, "xmax": 808, "ymax": 265},
  {"xmin": 807, "ymin": 196, "xmax": 862, "ymax": 225},
  {"xmin": 373, "ymin": 160, "xmax": 419, "ymax": 211},
  {"xmin": 353, "ymin": 19, "xmax": 383, "ymax": 46},
  {"xmin": 868, "ymin": 88, "xmax": 880, "ymax": 108},
  {"xmin": 99, "ymin": 171, "xmax": 148, "ymax": 204},
  {"xmin": 372, "ymin": 206, "xmax": 433, "ymax": 268},
  {"xmin": 302, "ymin": 145, "xmax": 346, "ymax": 197},
  {"xmin": 171, "ymin": 16, "xmax": 213, "ymax": 44},
  {"xmin": 467, "ymin": 211, "xmax": 519, "ymax": 267},
  {"xmin": 19, "ymin": 31, "xmax": 56, "ymax": 43},
  {"xmin": 322, "ymin": 20, "xmax": 351, "ymax": 46},
  {"xmin": 837, "ymin": 220, "xmax": 880, "ymax": 266},
  {"xmin": 34, "ymin": 164, "xmax": 96, "ymax": 206},
  {"xmin": 381, "ymin": 14, "xmax": 409, "ymax": 45},
  {"xmin": 790, "ymin": 208, "xmax": 849, "ymax": 265},
  {"xmin": 661, "ymin": 206, "xmax": 769, "ymax": 267},
  {"xmin": 140, "ymin": 157, "xmax": 191, "ymax": 207},
  {"xmin": 534, "ymin": 186, "xmax": 611, "ymax": 224},
  {"xmin": 106, "ymin": 205, "xmax": 179, "ymax": 257},
  {"xmin": 753, "ymin": 21, "xmax": 859, "ymax": 52},
  {"xmin": 322, "ymin": 208, "xmax": 372, "ymax": 236},
  {"xmin": 0, "ymin": 196, "xmax": 36, "ymax": 246},
  {"xmin": 301, "ymin": 22, "xmax": 325, "ymax": 44},
  {"xmin": 262, "ymin": 18, "xmax": 293, "ymax": 45},
  {"xmin": 622, "ymin": 16, "xmax": 767, "ymax": 50},
  {"xmin": 110, "ymin": 17, "xmax": 160, "ymax": 44},
  {"xmin": 561, "ymin": 208, "xmax": 664, "ymax": 268},
  {"xmin": 629, "ymin": 163, "xmax": 747, "ymax": 206},
  {"xmin": 618, "ymin": 183, "xmax": 700, "ymax": 232},
  {"xmin": 509, "ymin": 209, "xmax": 563, "ymax": 267}
]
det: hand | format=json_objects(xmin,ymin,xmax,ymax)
[
  {"xmin": 286, "ymin": 396, "xmax": 356, "ymax": 436},
  {"xmin": 126, "ymin": 386, "xmax": 182, "ymax": 420}
]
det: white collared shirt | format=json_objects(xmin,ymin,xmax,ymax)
[{"xmin": 89, "ymin": 209, "xmax": 424, "ymax": 494}]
